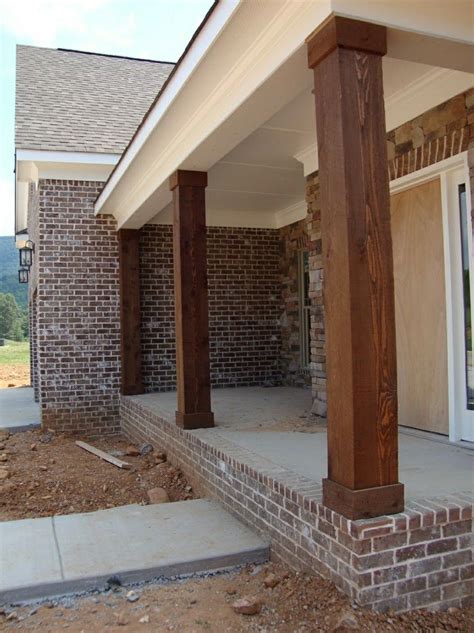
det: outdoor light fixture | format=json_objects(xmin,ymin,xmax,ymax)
[
  {"xmin": 18, "ymin": 268, "xmax": 29, "ymax": 284},
  {"xmin": 19, "ymin": 240, "xmax": 35, "ymax": 269}
]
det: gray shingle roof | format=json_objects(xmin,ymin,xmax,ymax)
[{"xmin": 15, "ymin": 45, "xmax": 174, "ymax": 154}]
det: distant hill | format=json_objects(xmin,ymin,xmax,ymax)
[{"xmin": 0, "ymin": 236, "xmax": 28, "ymax": 309}]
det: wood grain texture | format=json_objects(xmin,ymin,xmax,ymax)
[
  {"xmin": 391, "ymin": 179, "xmax": 449, "ymax": 434},
  {"xmin": 307, "ymin": 15, "xmax": 387, "ymax": 69},
  {"xmin": 170, "ymin": 170, "xmax": 214, "ymax": 429},
  {"xmin": 311, "ymin": 25, "xmax": 402, "ymax": 517},
  {"xmin": 118, "ymin": 229, "xmax": 143, "ymax": 396}
]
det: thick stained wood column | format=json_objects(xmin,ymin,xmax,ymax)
[
  {"xmin": 307, "ymin": 16, "xmax": 404, "ymax": 519},
  {"xmin": 118, "ymin": 229, "xmax": 143, "ymax": 396},
  {"xmin": 169, "ymin": 170, "xmax": 214, "ymax": 429}
]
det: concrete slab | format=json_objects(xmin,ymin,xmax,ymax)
[
  {"xmin": 0, "ymin": 516, "xmax": 63, "ymax": 603},
  {"xmin": 195, "ymin": 429, "xmax": 474, "ymax": 501},
  {"xmin": 0, "ymin": 387, "xmax": 40, "ymax": 431},
  {"xmin": 0, "ymin": 499, "xmax": 269, "ymax": 604},
  {"xmin": 133, "ymin": 387, "xmax": 314, "ymax": 431}
]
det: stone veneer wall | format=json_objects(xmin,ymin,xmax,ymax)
[
  {"xmin": 121, "ymin": 396, "xmax": 473, "ymax": 613},
  {"xmin": 282, "ymin": 88, "xmax": 474, "ymax": 416},
  {"xmin": 36, "ymin": 179, "xmax": 121, "ymax": 433},
  {"xmin": 139, "ymin": 224, "xmax": 281, "ymax": 391},
  {"xmin": 279, "ymin": 178, "xmax": 325, "ymax": 414}
]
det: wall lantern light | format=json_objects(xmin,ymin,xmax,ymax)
[
  {"xmin": 18, "ymin": 268, "xmax": 29, "ymax": 284},
  {"xmin": 19, "ymin": 240, "xmax": 35, "ymax": 269}
]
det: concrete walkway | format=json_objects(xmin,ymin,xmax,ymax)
[
  {"xmin": 0, "ymin": 387, "xmax": 40, "ymax": 431},
  {"xmin": 0, "ymin": 499, "xmax": 269, "ymax": 604}
]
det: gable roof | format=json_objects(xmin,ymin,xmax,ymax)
[{"xmin": 15, "ymin": 45, "xmax": 174, "ymax": 154}]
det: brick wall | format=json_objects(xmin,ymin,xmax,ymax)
[
  {"xmin": 27, "ymin": 182, "xmax": 40, "ymax": 399},
  {"xmin": 121, "ymin": 396, "xmax": 473, "ymax": 613},
  {"xmin": 139, "ymin": 224, "xmax": 281, "ymax": 391},
  {"xmin": 36, "ymin": 179, "xmax": 121, "ymax": 433},
  {"xmin": 29, "ymin": 290, "xmax": 38, "ymax": 402}
]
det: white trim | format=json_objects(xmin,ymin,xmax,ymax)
[
  {"xmin": 35, "ymin": 164, "xmax": 116, "ymax": 182},
  {"xmin": 95, "ymin": 0, "xmax": 240, "ymax": 212},
  {"xmin": 16, "ymin": 150, "xmax": 120, "ymax": 165},
  {"xmin": 389, "ymin": 154, "xmax": 466, "ymax": 195},
  {"xmin": 274, "ymin": 200, "xmax": 307, "ymax": 228},
  {"xmin": 390, "ymin": 151, "xmax": 473, "ymax": 443},
  {"xmin": 294, "ymin": 145, "xmax": 318, "ymax": 178},
  {"xmin": 385, "ymin": 68, "xmax": 474, "ymax": 133},
  {"xmin": 150, "ymin": 208, "xmax": 280, "ymax": 229}
]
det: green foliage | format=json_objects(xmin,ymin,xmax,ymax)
[
  {"xmin": 0, "ymin": 292, "xmax": 26, "ymax": 341},
  {"xmin": 0, "ymin": 236, "xmax": 28, "ymax": 310}
]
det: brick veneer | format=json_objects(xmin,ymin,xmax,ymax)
[
  {"xmin": 27, "ymin": 182, "xmax": 40, "ymax": 401},
  {"xmin": 121, "ymin": 395, "xmax": 473, "ymax": 612},
  {"xmin": 36, "ymin": 179, "xmax": 121, "ymax": 433},
  {"xmin": 139, "ymin": 224, "xmax": 281, "ymax": 391},
  {"xmin": 29, "ymin": 290, "xmax": 38, "ymax": 402}
]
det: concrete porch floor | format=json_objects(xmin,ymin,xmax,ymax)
[{"xmin": 133, "ymin": 387, "xmax": 474, "ymax": 502}]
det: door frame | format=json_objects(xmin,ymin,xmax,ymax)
[{"xmin": 390, "ymin": 151, "xmax": 473, "ymax": 443}]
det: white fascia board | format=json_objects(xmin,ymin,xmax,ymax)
[
  {"xmin": 98, "ymin": 0, "xmax": 333, "ymax": 226},
  {"xmin": 95, "ymin": 0, "xmax": 241, "ymax": 214},
  {"xmin": 16, "ymin": 150, "xmax": 120, "ymax": 165}
]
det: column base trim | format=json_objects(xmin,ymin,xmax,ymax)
[
  {"xmin": 175, "ymin": 411, "xmax": 215, "ymax": 429},
  {"xmin": 322, "ymin": 478, "xmax": 404, "ymax": 520}
]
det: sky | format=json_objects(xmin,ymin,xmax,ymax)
[{"xmin": 0, "ymin": 0, "xmax": 214, "ymax": 236}]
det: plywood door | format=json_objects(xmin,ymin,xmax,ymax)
[{"xmin": 391, "ymin": 178, "xmax": 449, "ymax": 434}]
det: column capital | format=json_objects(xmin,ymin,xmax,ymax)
[
  {"xmin": 307, "ymin": 14, "xmax": 387, "ymax": 69},
  {"xmin": 169, "ymin": 169, "xmax": 207, "ymax": 191}
]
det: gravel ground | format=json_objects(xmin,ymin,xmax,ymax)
[{"xmin": 1, "ymin": 563, "xmax": 472, "ymax": 632}]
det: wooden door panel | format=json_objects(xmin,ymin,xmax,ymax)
[{"xmin": 391, "ymin": 178, "xmax": 449, "ymax": 434}]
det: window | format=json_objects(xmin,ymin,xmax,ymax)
[{"xmin": 298, "ymin": 250, "xmax": 311, "ymax": 368}]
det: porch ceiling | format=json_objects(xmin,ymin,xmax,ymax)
[
  {"xmin": 148, "ymin": 57, "xmax": 473, "ymax": 229},
  {"xmin": 94, "ymin": 0, "xmax": 473, "ymax": 231}
]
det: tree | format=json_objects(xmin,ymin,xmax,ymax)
[{"xmin": 0, "ymin": 293, "xmax": 23, "ymax": 340}]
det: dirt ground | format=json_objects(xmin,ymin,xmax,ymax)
[
  {"xmin": 0, "ymin": 430, "xmax": 195, "ymax": 521},
  {"xmin": 1, "ymin": 562, "xmax": 472, "ymax": 632},
  {"xmin": 0, "ymin": 364, "xmax": 29, "ymax": 388},
  {"xmin": 0, "ymin": 424, "xmax": 472, "ymax": 631}
]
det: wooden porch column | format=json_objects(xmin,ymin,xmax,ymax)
[
  {"xmin": 307, "ymin": 16, "xmax": 404, "ymax": 519},
  {"xmin": 169, "ymin": 170, "xmax": 214, "ymax": 429},
  {"xmin": 118, "ymin": 229, "xmax": 143, "ymax": 395}
]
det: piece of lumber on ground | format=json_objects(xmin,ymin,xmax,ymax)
[{"xmin": 75, "ymin": 441, "xmax": 132, "ymax": 469}]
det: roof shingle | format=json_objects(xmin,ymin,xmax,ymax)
[{"xmin": 15, "ymin": 45, "xmax": 174, "ymax": 154}]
